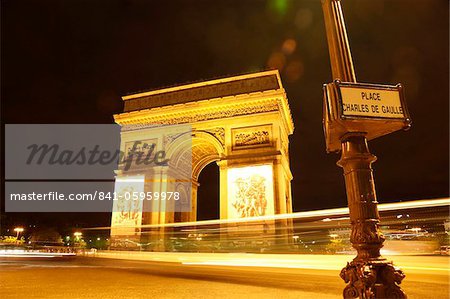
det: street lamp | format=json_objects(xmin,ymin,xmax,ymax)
[
  {"xmin": 74, "ymin": 231, "xmax": 82, "ymax": 240},
  {"xmin": 13, "ymin": 227, "xmax": 24, "ymax": 245},
  {"xmin": 14, "ymin": 227, "xmax": 24, "ymax": 239}
]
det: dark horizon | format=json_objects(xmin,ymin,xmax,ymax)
[{"xmin": 1, "ymin": 0, "xmax": 449, "ymax": 232}]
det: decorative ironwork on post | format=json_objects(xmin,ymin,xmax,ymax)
[{"xmin": 321, "ymin": 0, "xmax": 409, "ymax": 298}]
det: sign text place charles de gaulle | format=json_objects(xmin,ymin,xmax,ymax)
[{"xmin": 323, "ymin": 81, "xmax": 411, "ymax": 152}]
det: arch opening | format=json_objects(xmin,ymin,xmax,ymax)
[
  {"xmin": 169, "ymin": 130, "xmax": 223, "ymax": 222},
  {"xmin": 197, "ymin": 162, "xmax": 220, "ymax": 220}
]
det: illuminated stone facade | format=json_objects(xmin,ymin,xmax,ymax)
[{"xmin": 110, "ymin": 70, "xmax": 294, "ymax": 244}]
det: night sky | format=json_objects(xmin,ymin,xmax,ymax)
[{"xmin": 1, "ymin": 0, "xmax": 449, "ymax": 231}]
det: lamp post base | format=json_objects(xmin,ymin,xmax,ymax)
[{"xmin": 341, "ymin": 259, "xmax": 407, "ymax": 299}]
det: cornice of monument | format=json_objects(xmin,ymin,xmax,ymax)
[
  {"xmin": 115, "ymin": 92, "xmax": 293, "ymax": 134},
  {"xmin": 115, "ymin": 70, "xmax": 294, "ymax": 134}
]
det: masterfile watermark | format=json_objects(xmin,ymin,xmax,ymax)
[
  {"xmin": 5, "ymin": 124, "xmax": 193, "ymax": 212},
  {"xmin": 5, "ymin": 124, "xmax": 192, "ymax": 179},
  {"xmin": 5, "ymin": 181, "xmax": 190, "ymax": 212},
  {"xmin": 9, "ymin": 191, "xmax": 180, "ymax": 201},
  {"xmin": 26, "ymin": 140, "xmax": 169, "ymax": 171}
]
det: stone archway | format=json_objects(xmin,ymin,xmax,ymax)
[
  {"xmin": 110, "ymin": 70, "xmax": 294, "ymax": 242},
  {"xmin": 165, "ymin": 129, "xmax": 224, "ymax": 222}
]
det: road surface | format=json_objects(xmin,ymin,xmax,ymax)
[{"xmin": 0, "ymin": 255, "xmax": 448, "ymax": 298}]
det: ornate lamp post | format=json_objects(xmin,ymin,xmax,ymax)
[{"xmin": 321, "ymin": 0, "xmax": 410, "ymax": 298}]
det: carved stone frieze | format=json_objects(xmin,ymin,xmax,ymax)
[
  {"xmin": 203, "ymin": 127, "xmax": 225, "ymax": 146},
  {"xmin": 231, "ymin": 124, "xmax": 273, "ymax": 150},
  {"xmin": 117, "ymin": 100, "xmax": 280, "ymax": 126},
  {"xmin": 235, "ymin": 131, "xmax": 270, "ymax": 147},
  {"xmin": 123, "ymin": 138, "xmax": 157, "ymax": 160}
]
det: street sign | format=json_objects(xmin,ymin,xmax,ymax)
[
  {"xmin": 338, "ymin": 82, "xmax": 406, "ymax": 119},
  {"xmin": 323, "ymin": 81, "xmax": 411, "ymax": 152}
]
